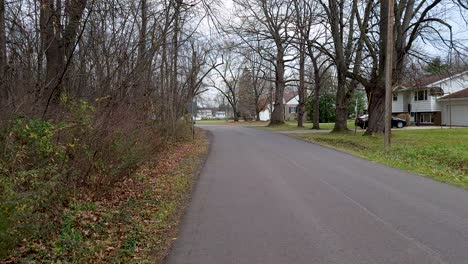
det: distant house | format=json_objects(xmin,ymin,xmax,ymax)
[
  {"xmin": 215, "ymin": 111, "xmax": 226, "ymax": 119},
  {"xmin": 259, "ymin": 102, "xmax": 271, "ymax": 121},
  {"xmin": 258, "ymin": 92, "xmax": 304, "ymax": 121},
  {"xmin": 197, "ymin": 109, "xmax": 214, "ymax": 119},
  {"xmin": 284, "ymin": 92, "xmax": 299, "ymax": 121},
  {"xmin": 393, "ymin": 71, "xmax": 468, "ymax": 126}
]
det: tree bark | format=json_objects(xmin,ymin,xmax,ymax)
[
  {"xmin": 0, "ymin": 0, "xmax": 7, "ymax": 105},
  {"xmin": 297, "ymin": 42, "xmax": 306, "ymax": 128},
  {"xmin": 327, "ymin": 0, "xmax": 352, "ymax": 132},
  {"xmin": 311, "ymin": 54, "xmax": 321, "ymax": 130},
  {"xmin": 39, "ymin": 0, "xmax": 87, "ymax": 109},
  {"xmin": 333, "ymin": 72, "xmax": 351, "ymax": 132},
  {"xmin": 138, "ymin": 0, "xmax": 147, "ymax": 64},
  {"xmin": 270, "ymin": 49, "xmax": 285, "ymax": 125},
  {"xmin": 365, "ymin": 0, "xmax": 390, "ymax": 134},
  {"xmin": 312, "ymin": 89, "xmax": 320, "ymax": 129},
  {"xmin": 365, "ymin": 83, "xmax": 386, "ymax": 134}
]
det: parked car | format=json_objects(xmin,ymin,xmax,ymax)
[{"xmin": 355, "ymin": 114, "xmax": 407, "ymax": 129}]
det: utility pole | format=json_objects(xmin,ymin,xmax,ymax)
[
  {"xmin": 384, "ymin": 0, "xmax": 395, "ymax": 149},
  {"xmin": 449, "ymin": 31, "xmax": 453, "ymax": 129},
  {"xmin": 192, "ymin": 97, "xmax": 196, "ymax": 140}
]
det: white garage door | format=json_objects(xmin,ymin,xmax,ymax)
[{"xmin": 451, "ymin": 104, "xmax": 468, "ymax": 126}]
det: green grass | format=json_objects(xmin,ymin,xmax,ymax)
[
  {"xmin": 257, "ymin": 120, "xmax": 357, "ymax": 131},
  {"xmin": 196, "ymin": 120, "xmax": 268, "ymax": 126},
  {"xmin": 196, "ymin": 119, "xmax": 231, "ymax": 125},
  {"xmin": 292, "ymin": 128, "xmax": 468, "ymax": 188}
]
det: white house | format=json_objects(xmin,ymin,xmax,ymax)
[
  {"xmin": 259, "ymin": 105, "xmax": 271, "ymax": 121},
  {"xmin": 258, "ymin": 92, "xmax": 299, "ymax": 121},
  {"xmin": 392, "ymin": 71, "xmax": 468, "ymax": 126},
  {"xmin": 197, "ymin": 109, "xmax": 214, "ymax": 119},
  {"xmin": 215, "ymin": 111, "xmax": 226, "ymax": 119}
]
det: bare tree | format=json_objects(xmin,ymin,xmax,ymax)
[
  {"xmin": 242, "ymin": 48, "xmax": 270, "ymax": 121},
  {"xmin": 39, "ymin": 0, "xmax": 88, "ymax": 110},
  {"xmin": 308, "ymin": 49, "xmax": 331, "ymax": 129},
  {"xmin": 232, "ymin": 0, "xmax": 295, "ymax": 125},
  {"xmin": 210, "ymin": 44, "xmax": 243, "ymax": 122},
  {"xmin": 315, "ymin": 0, "xmax": 370, "ymax": 132},
  {"xmin": 292, "ymin": 0, "xmax": 312, "ymax": 127}
]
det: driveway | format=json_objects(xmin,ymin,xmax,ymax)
[{"xmin": 167, "ymin": 126, "xmax": 468, "ymax": 264}]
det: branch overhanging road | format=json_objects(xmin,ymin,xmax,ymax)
[{"xmin": 167, "ymin": 125, "xmax": 468, "ymax": 264}]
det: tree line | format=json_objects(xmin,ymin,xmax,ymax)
[
  {"xmin": 0, "ymin": 0, "xmax": 220, "ymax": 133},
  {"xmin": 208, "ymin": 0, "xmax": 468, "ymax": 133}
]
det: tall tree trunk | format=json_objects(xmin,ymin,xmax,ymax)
[
  {"xmin": 136, "ymin": 0, "xmax": 147, "ymax": 100},
  {"xmin": 365, "ymin": 0, "xmax": 390, "ymax": 134},
  {"xmin": 311, "ymin": 55, "xmax": 321, "ymax": 130},
  {"xmin": 312, "ymin": 88, "xmax": 320, "ymax": 129},
  {"xmin": 138, "ymin": 0, "xmax": 147, "ymax": 64},
  {"xmin": 231, "ymin": 100, "xmax": 239, "ymax": 122},
  {"xmin": 270, "ymin": 48, "xmax": 285, "ymax": 125},
  {"xmin": 170, "ymin": 0, "xmax": 182, "ymax": 127},
  {"xmin": 365, "ymin": 82, "xmax": 386, "ymax": 134},
  {"xmin": 297, "ymin": 42, "xmax": 306, "ymax": 128},
  {"xmin": 40, "ymin": 0, "xmax": 63, "ymax": 104},
  {"xmin": 333, "ymin": 72, "xmax": 350, "ymax": 132},
  {"xmin": 40, "ymin": 0, "xmax": 87, "ymax": 110},
  {"xmin": 328, "ymin": 0, "xmax": 351, "ymax": 132},
  {"xmin": 0, "ymin": 0, "xmax": 7, "ymax": 106}
]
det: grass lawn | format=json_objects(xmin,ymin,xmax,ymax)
[
  {"xmin": 196, "ymin": 120, "xmax": 268, "ymax": 126},
  {"xmin": 292, "ymin": 129, "xmax": 468, "ymax": 189},
  {"xmin": 257, "ymin": 120, "xmax": 357, "ymax": 131}
]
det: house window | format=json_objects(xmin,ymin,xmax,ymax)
[
  {"xmin": 419, "ymin": 113, "xmax": 434, "ymax": 124},
  {"xmin": 393, "ymin": 94, "xmax": 398, "ymax": 101},
  {"xmin": 414, "ymin": 90, "xmax": 428, "ymax": 101},
  {"xmin": 289, "ymin": 106, "xmax": 297, "ymax": 113}
]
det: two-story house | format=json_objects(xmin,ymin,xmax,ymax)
[{"xmin": 392, "ymin": 71, "xmax": 468, "ymax": 126}]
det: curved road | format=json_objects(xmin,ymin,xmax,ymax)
[{"xmin": 167, "ymin": 126, "xmax": 468, "ymax": 264}]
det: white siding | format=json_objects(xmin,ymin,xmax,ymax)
[
  {"xmin": 410, "ymin": 90, "xmax": 433, "ymax": 112},
  {"xmin": 430, "ymin": 93, "xmax": 441, "ymax": 112},
  {"xmin": 392, "ymin": 93, "xmax": 404, "ymax": 113},
  {"xmin": 441, "ymin": 99, "xmax": 468, "ymax": 126},
  {"xmin": 259, "ymin": 110, "xmax": 270, "ymax": 121}
]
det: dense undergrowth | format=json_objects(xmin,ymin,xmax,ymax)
[{"xmin": 0, "ymin": 99, "xmax": 195, "ymax": 261}]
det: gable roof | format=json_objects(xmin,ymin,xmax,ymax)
[
  {"xmin": 257, "ymin": 91, "xmax": 299, "ymax": 110},
  {"xmin": 401, "ymin": 70, "xmax": 468, "ymax": 88},
  {"xmin": 439, "ymin": 87, "xmax": 468, "ymax": 100},
  {"xmin": 284, "ymin": 91, "xmax": 298, "ymax": 104}
]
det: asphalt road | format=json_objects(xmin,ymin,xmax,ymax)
[{"xmin": 167, "ymin": 126, "xmax": 468, "ymax": 264}]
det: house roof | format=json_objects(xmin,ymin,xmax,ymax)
[
  {"xmin": 284, "ymin": 92, "xmax": 298, "ymax": 104},
  {"xmin": 399, "ymin": 70, "xmax": 468, "ymax": 88},
  {"xmin": 439, "ymin": 87, "xmax": 468, "ymax": 100},
  {"xmin": 258, "ymin": 91, "xmax": 298, "ymax": 111}
]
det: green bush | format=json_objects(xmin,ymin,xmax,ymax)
[{"xmin": 0, "ymin": 117, "xmax": 67, "ymax": 257}]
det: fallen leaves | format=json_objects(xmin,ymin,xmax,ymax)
[{"xmin": 2, "ymin": 130, "xmax": 209, "ymax": 264}]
